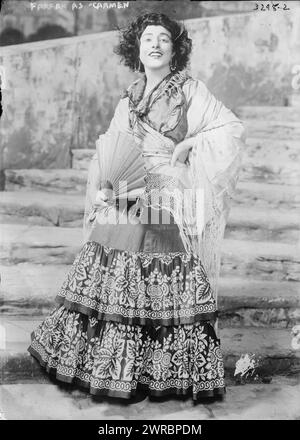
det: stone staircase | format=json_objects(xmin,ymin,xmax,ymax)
[{"xmin": 1, "ymin": 105, "xmax": 300, "ymax": 391}]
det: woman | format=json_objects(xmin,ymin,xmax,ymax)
[{"xmin": 28, "ymin": 13, "xmax": 245, "ymax": 402}]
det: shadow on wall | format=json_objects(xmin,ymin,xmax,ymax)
[
  {"xmin": 0, "ymin": 24, "xmax": 73, "ymax": 46},
  {"xmin": 0, "ymin": 28, "xmax": 25, "ymax": 45}
]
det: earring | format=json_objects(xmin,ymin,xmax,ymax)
[
  {"xmin": 170, "ymin": 58, "xmax": 177, "ymax": 72},
  {"xmin": 135, "ymin": 59, "xmax": 142, "ymax": 72}
]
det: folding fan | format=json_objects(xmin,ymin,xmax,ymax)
[{"xmin": 95, "ymin": 130, "xmax": 146, "ymax": 201}]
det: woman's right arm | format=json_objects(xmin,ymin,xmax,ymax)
[{"xmin": 82, "ymin": 97, "xmax": 131, "ymax": 242}]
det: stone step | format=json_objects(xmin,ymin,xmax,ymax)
[
  {"xmin": 218, "ymin": 278, "xmax": 300, "ymax": 328},
  {"xmin": 0, "ymin": 224, "xmax": 83, "ymax": 265},
  {"xmin": 221, "ymin": 238, "xmax": 300, "ymax": 281},
  {"xmin": 234, "ymin": 182, "xmax": 300, "ymax": 209},
  {"xmin": 289, "ymin": 92, "xmax": 300, "ymax": 108},
  {"xmin": 1, "ymin": 224, "xmax": 299, "ymax": 280},
  {"xmin": 1, "ymin": 191, "xmax": 299, "ymax": 242},
  {"xmin": 245, "ymin": 138, "xmax": 300, "ymax": 164},
  {"xmin": 72, "ymin": 149, "xmax": 95, "ymax": 170},
  {"xmin": 226, "ymin": 206, "xmax": 300, "ymax": 243},
  {"xmin": 1, "ymin": 317, "xmax": 299, "ymax": 385},
  {"xmin": 241, "ymin": 138, "xmax": 300, "ymax": 186},
  {"xmin": 4, "ymin": 169, "xmax": 300, "ymax": 211},
  {"xmin": 236, "ymin": 106, "xmax": 300, "ymax": 122},
  {"xmin": 4, "ymin": 169, "xmax": 88, "ymax": 194},
  {"xmin": 0, "ymin": 262, "xmax": 299, "ymax": 327},
  {"xmin": 5, "ymin": 137, "xmax": 300, "ymax": 194},
  {"xmin": 0, "ymin": 263, "xmax": 66, "ymax": 316},
  {"xmin": 241, "ymin": 161, "xmax": 300, "ymax": 186},
  {"xmin": 1, "ymin": 376, "xmax": 300, "ymax": 419},
  {"xmin": 0, "ymin": 191, "xmax": 84, "ymax": 227},
  {"xmin": 244, "ymin": 120, "xmax": 300, "ymax": 140},
  {"xmin": 240, "ymin": 152, "xmax": 300, "ymax": 187},
  {"xmin": 72, "ymin": 137, "xmax": 300, "ymax": 186},
  {"xmin": 73, "ymin": 136, "xmax": 300, "ymax": 165}
]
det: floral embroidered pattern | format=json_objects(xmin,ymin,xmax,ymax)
[
  {"xmin": 28, "ymin": 306, "xmax": 225, "ymax": 399},
  {"xmin": 55, "ymin": 241, "xmax": 217, "ymax": 325}
]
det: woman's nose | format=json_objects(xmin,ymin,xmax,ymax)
[{"xmin": 151, "ymin": 38, "xmax": 160, "ymax": 48}]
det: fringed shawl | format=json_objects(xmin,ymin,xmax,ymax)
[{"xmin": 83, "ymin": 71, "xmax": 245, "ymax": 307}]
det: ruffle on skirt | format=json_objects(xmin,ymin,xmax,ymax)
[
  {"xmin": 55, "ymin": 241, "xmax": 218, "ymax": 326},
  {"xmin": 28, "ymin": 241, "xmax": 226, "ymax": 400},
  {"xmin": 28, "ymin": 306, "xmax": 225, "ymax": 399}
]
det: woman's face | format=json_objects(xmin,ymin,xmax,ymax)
[{"xmin": 139, "ymin": 25, "xmax": 173, "ymax": 72}]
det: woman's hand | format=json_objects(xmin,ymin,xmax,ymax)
[
  {"xmin": 170, "ymin": 137, "xmax": 195, "ymax": 167},
  {"xmin": 94, "ymin": 189, "xmax": 114, "ymax": 208}
]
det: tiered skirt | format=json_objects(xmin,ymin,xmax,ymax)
[
  {"xmin": 28, "ymin": 201, "xmax": 226, "ymax": 401},
  {"xmin": 28, "ymin": 240, "xmax": 225, "ymax": 400}
]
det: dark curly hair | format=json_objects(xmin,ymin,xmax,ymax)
[{"xmin": 114, "ymin": 13, "xmax": 192, "ymax": 73}]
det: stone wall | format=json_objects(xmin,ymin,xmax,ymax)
[
  {"xmin": 1, "ymin": 9, "xmax": 300, "ymax": 169},
  {"xmin": 189, "ymin": 10, "xmax": 300, "ymax": 107}
]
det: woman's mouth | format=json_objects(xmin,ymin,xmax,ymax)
[{"xmin": 149, "ymin": 52, "xmax": 163, "ymax": 58}]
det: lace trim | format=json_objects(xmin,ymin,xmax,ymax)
[
  {"xmin": 141, "ymin": 173, "xmax": 179, "ymax": 209},
  {"xmin": 144, "ymin": 173, "xmax": 178, "ymax": 191}
]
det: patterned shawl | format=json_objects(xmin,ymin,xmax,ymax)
[{"xmin": 83, "ymin": 71, "xmax": 246, "ymax": 309}]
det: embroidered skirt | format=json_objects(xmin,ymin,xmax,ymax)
[{"xmin": 28, "ymin": 199, "xmax": 226, "ymax": 400}]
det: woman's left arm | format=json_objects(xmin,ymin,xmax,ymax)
[
  {"xmin": 172, "ymin": 79, "xmax": 246, "ymax": 200},
  {"xmin": 171, "ymin": 79, "xmax": 246, "ymax": 167}
]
